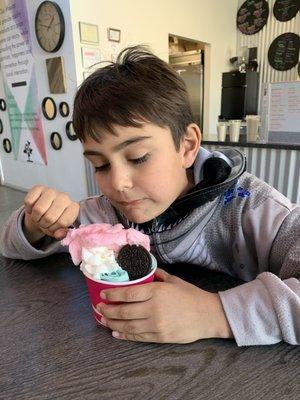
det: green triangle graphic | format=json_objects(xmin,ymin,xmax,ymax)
[
  {"xmin": 24, "ymin": 71, "xmax": 47, "ymax": 164},
  {"xmin": 3, "ymin": 80, "xmax": 22, "ymax": 159}
]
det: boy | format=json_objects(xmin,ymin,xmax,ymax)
[{"xmin": 1, "ymin": 46, "xmax": 299, "ymax": 346}]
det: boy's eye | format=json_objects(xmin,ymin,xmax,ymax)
[
  {"xmin": 94, "ymin": 154, "xmax": 150, "ymax": 173},
  {"xmin": 94, "ymin": 164, "xmax": 109, "ymax": 172},
  {"xmin": 129, "ymin": 154, "xmax": 150, "ymax": 164}
]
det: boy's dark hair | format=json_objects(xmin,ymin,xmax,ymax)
[{"xmin": 73, "ymin": 45, "xmax": 194, "ymax": 150}]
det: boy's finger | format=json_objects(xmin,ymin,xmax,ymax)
[
  {"xmin": 24, "ymin": 186, "xmax": 44, "ymax": 214},
  {"xmin": 155, "ymin": 268, "xmax": 171, "ymax": 282},
  {"xmin": 98, "ymin": 301, "xmax": 151, "ymax": 321},
  {"xmin": 44, "ymin": 203, "xmax": 79, "ymax": 233},
  {"xmin": 100, "ymin": 283, "xmax": 154, "ymax": 303},
  {"xmin": 53, "ymin": 228, "xmax": 69, "ymax": 240}
]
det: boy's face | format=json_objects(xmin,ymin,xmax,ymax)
[{"xmin": 83, "ymin": 122, "xmax": 195, "ymax": 223}]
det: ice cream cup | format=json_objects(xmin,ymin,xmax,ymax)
[{"xmin": 81, "ymin": 256, "xmax": 157, "ymax": 324}]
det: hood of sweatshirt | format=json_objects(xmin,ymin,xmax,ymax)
[{"xmin": 119, "ymin": 147, "xmax": 246, "ymax": 233}]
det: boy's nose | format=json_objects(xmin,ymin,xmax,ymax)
[{"xmin": 110, "ymin": 166, "xmax": 133, "ymax": 192}]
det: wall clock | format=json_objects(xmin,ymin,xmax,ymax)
[{"xmin": 35, "ymin": 1, "xmax": 65, "ymax": 53}]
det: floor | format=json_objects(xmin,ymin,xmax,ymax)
[{"xmin": 0, "ymin": 186, "xmax": 25, "ymax": 233}]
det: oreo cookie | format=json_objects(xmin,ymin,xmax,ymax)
[{"xmin": 117, "ymin": 244, "xmax": 152, "ymax": 280}]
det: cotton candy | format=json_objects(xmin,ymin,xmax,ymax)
[{"xmin": 61, "ymin": 223, "xmax": 150, "ymax": 265}]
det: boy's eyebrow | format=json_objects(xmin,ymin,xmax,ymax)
[{"xmin": 83, "ymin": 136, "xmax": 151, "ymax": 156}]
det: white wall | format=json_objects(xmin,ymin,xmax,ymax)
[
  {"xmin": 0, "ymin": 0, "xmax": 88, "ymax": 201},
  {"xmin": 70, "ymin": 0, "xmax": 238, "ymax": 139},
  {"xmin": 0, "ymin": 0, "xmax": 238, "ymax": 200}
]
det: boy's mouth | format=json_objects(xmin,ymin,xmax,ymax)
[{"xmin": 118, "ymin": 199, "xmax": 144, "ymax": 207}]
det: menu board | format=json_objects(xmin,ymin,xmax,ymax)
[
  {"xmin": 273, "ymin": 0, "xmax": 300, "ymax": 22},
  {"xmin": 268, "ymin": 33, "xmax": 300, "ymax": 71},
  {"xmin": 237, "ymin": 0, "xmax": 269, "ymax": 35},
  {"xmin": 269, "ymin": 82, "xmax": 300, "ymax": 134}
]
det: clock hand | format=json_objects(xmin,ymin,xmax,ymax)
[{"xmin": 47, "ymin": 16, "xmax": 54, "ymax": 31}]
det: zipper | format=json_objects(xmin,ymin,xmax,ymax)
[{"xmin": 151, "ymin": 218, "xmax": 165, "ymax": 263}]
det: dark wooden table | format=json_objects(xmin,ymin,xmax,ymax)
[{"xmin": 1, "ymin": 254, "xmax": 299, "ymax": 400}]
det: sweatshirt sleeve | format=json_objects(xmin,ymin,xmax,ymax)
[
  {"xmin": 219, "ymin": 207, "xmax": 300, "ymax": 346},
  {"xmin": 0, "ymin": 206, "xmax": 66, "ymax": 260},
  {"xmin": 0, "ymin": 196, "xmax": 120, "ymax": 260}
]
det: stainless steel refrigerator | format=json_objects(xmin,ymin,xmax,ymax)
[{"xmin": 169, "ymin": 50, "xmax": 204, "ymax": 131}]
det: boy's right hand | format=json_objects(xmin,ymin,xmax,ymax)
[{"xmin": 23, "ymin": 185, "xmax": 80, "ymax": 244}]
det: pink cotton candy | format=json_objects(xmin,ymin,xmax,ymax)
[{"xmin": 61, "ymin": 223, "xmax": 150, "ymax": 265}]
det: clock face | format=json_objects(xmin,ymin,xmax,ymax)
[{"xmin": 35, "ymin": 1, "xmax": 65, "ymax": 53}]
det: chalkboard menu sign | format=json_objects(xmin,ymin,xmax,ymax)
[
  {"xmin": 237, "ymin": 0, "xmax": 269, "ymax": 35},
  {"xmin": 273, "ymin": 0, "xmax": 300, "ymax": 22},
  {"xmin": 268, "ymin": 33, "xmax": 300, "ymax": 71}
]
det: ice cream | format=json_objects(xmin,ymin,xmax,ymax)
[
  {"xmin": 81, "ymin": 246, "xmax": 130, "ymax": 282},
  {"xmin": 61, "ymin": 223, "xmax": 156, "ymax": 282}
]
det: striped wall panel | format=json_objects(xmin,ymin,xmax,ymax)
[
  {"xmin": 205, "ymin": 144, "xmax": 300, "ymax": 204},
  {"xmin": 237, "ymin": 0, "xmax": 300, "ymax": 111}
]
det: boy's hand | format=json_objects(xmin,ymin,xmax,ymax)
[
  {"xmin": 97, "ymin": 268, "xmax": 233, "ymax": 344},
  {"xmin": 23, "ymin": 185, "xmax": 80, "ymax": 244}
]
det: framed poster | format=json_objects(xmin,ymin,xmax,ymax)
[
  {"xmin": 81, "ymin": 47, "xmax": 101, "ymax": 69},
  {"xmin": 79, "ymin": 22, "xmax": 99, "ymax": 44},
  {"xmin": 107, "ymin": 28, "xmax": 121, "ymax": 42}
]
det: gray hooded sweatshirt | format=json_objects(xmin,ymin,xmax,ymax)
[{"xmin": 1, "ymin": 148, "xmax": 299, "ymax": 346}]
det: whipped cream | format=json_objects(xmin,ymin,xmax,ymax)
[{"xmin": 80, "ymin": 246, "xmax": 129, "ymax": 282}]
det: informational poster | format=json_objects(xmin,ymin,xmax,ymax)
[
  {"xmin": 0, "ymin": 0, "xmax": 47, "ymax": 164},
  {"xmin": 81, "ymin": 47, "xmax": 101, "ymax": 69},
  {"xmin": 267, "ymin": 82, "xmax": 300, "ymax": 144},
  {"xmin": 269, "ymin": 82, "xmax": 300, "ymax": 132}
]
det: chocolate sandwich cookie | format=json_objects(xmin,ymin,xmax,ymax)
[{"xmin": 117, "ymin": 244, "xmax": 152, "ymax": 280}]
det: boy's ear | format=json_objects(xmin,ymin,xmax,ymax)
[{"xmin": 181, "ymin": 123, "xmax": 201, "ymax": 168}]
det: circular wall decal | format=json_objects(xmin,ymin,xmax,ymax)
[
  {"xmin": 0, "ymin": 99, "xmax": 6, "ymax": 111},
  {"xmin": 237, "ymin": 0, "xmax": 269, "ymax": 35},
  {"xmin": 0, "ymin": 119, "xmax": 3, "ymax": 134},
  {"xmin": 42, "ymin": 97, "xmax": 57, "ymax": 120},
  {"xmin": 65, "ymin": 121, "xmax": 78, "ymax": 141},
  {"xmin": 273, "ymin": 0, "xmax": 300, "ymax": 22},
  {"xmin": 59, "ymin": 101, "xmax": 70, "ymax": 117},
  {"xmin": 268, "ymin": 32, "xmax": 300, "ymax": 71},
  {"xmin": 50, "ymin": 132, "xmax": 63, "ymax": 150},
  {"xmin": 3, "ymin": 138, "xmax": 12, "ymax": 153}
]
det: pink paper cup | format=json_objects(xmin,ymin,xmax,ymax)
[{"xmin": 82, "ymin": 264, "xmax": 157, "ymax": 324}]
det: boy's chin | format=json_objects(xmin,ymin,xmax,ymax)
[{"xmin": 122, "ymin": 210, "xmax": 159, "ymax": 225}]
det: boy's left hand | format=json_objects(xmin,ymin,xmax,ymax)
[{"xmin": 97, "ymin": 268, "xmax": 233, "ymax": 344}]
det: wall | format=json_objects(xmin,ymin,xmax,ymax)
[
  {"xmin": 0, "ymin": 0, "xmax": 88, "ymax": 201},
  {"xmin": 70, "ymin": 0, "xmax": 238, "ymax": 139},
  {"xmin": 0, "ymin": 0, "xmax": 238, "ymax": 200}
]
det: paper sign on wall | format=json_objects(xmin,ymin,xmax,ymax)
[
  {"xmin": 81, "ymin": 47, "xmax": 101, "ymax": 69},
  {"xmin": 0, "ymin": 0, "xmax": 47, "ymax": 165}
]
